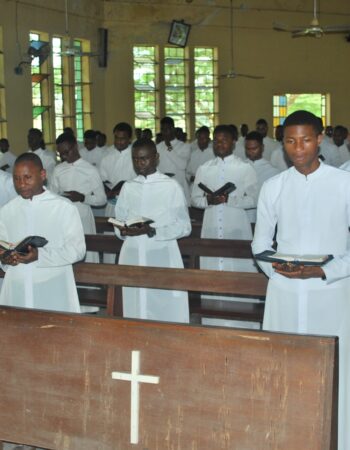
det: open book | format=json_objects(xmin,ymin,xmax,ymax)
[
  {"xmin": 0, "ymin": 235, "xmax": 48, "ymax": 257},
  {"xmin": 254, "ymin": 250, "xmax": 333, "ymax": 266},
  {"xmin": 103, "ymin": 180, "xmax": 125, "ymax": 193},
  {"xmin": 108, "ymin": 217, "xmax": 154, "ymax": 228},
  {"xmin": 198, "ymin": 182, "xmax": 236, "ymax": 197}
]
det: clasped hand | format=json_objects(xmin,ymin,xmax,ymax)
[
  {"xmin": 63, "ymin": 191, "xmax": 85, "ymax": 202},
  {"xmin": 114, "ymin": 223, "xmax": 153, "ymax": 237},
  {"xmin": 0, "ymin": 246, "xmax": 38, "ymax": 266},
  {"xmin": 272, "ymin": 262, "xmax": 325, "ymax": 279},
  {"xmin": 207, "ymin": 193, "xmax": 228, "ymax": 205}
]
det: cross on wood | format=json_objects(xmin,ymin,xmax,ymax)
[{"xmin": 111, "ymin": 350, "xmax": 160, "ymax": 445}]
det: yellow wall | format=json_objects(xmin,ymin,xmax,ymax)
[{"xmin": 1, "ymin": 0, "xmax": 350, "ymax": 149}]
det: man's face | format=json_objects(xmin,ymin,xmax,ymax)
[
  {"xmin": 13, "ymin": 161, "xmax": 46, "ymax": 199},
  {"xmin": 245, "ymin": 139, "xmax": 263, "ymax": 161},
  {"xmin": 197, "ymin": 132, "xmax": 210, "ymax": 151},
  {"xmin": 27, "ymin": 133, "xmax": 42, "ymax": 151},
  {"xmin": 114, "ymin": 130, "xmax": 130, "ymax": 151},
  {"xmin": 256, "ymin": 122, "xmax": 268, "ymax": 138},
  {"xmin": 213, "ymin": 132, "xmax": 234, "ymax": 159},
  {"xmin": 57, "ymin": 141, "xmax": 79, "ymax": 163},
  {"xmin": 161, "ymin": 123, "xmax": 175, "ymax": 142},
  {"xmin": 0, "ymin": 140, "xmax": 9, "ymax": 153},
  {"xmin": 84, "ymin": 137, "xmax": 96, "ymax": 151},
  {"xmin": 96, "ymin": 134, "xmax": 106, "ymax": 147},
  {"xmin": 325, "ymin": 126, "xmax": 333, "ymax": 138},
  {"xmin": 132, "ymin": 146, "xmax": 158, "ymax": 177},
  {"xmin": 283, "ymin": 125, "xmax": 322, "ymax": 174},
  {"xmin": 333, "ymin": 128, "xmax": 345, "ymax": 147}
]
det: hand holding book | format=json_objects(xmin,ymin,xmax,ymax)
[
  {"xmin": 0, "ymin": 235, "xmax": 48, "ymax": 266},
  {"xmin": 108, "ymin": 217, "xmax": 156, "ymax": 238},
  {"xmin": 199, "ymin": 182, "xmax": 236, "ymax": 205}
]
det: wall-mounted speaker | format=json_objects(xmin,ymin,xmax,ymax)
[{"xmin": 98, "ymin": 28, "xmax": 108, "ymax": 68}]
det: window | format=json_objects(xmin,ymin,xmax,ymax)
[
  {"xmin": 52, "ymin": 37, "xmax": 65, "ymax": 136},
  {"xmin": 164, "ymin": 47, "xmax": 188, "ymax": 132},
  {"xmin": 0, "ymin": 27, "xmax": 7, "ymax": 138},
  {"xmin": 273, "ymin": 93, "xmax": 329, "ymax": 130},
  {"xmin": 30, "ymin": 31, "xmax": 51, "ymax": 143},
  {"xmin": 194, "ymin": 47, "xmax": 218, "ymax": 131},
  {"xmin": 74, "ymin": 39, "xmax": 92, "ymax": 142},
  {"xmin": 133, "ymin": 46, "xmax": 158, "ymax": 134},
  {"xmin": 133, "ymin": 45, "xmax": 218, "ymax": 138}
]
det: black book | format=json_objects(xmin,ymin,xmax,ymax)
[
  {"xmin": 0, "ymin": 236, "xmax": 48, "ymax": 257},
  {"xmin": 103, "ymin": 180, "xmax": 125, "ymax": 193},
  {"xmin": 254, "ymin": 250, "xmax": 333, "ymax": 266},
  {"xmin": 198, "ymin": 182, "xmax": 236, "ymax": 196}
]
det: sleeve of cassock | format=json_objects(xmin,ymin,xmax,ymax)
[
  {"xmin": 36, "ymin": 203, "xmax": 86, "ymax": 267},
  {"xmin": 251, "ymin": 181, "xmax": 277, "ymax": 279},
  {"xmin": 226, "ymin": 164, "xmax": 258, "ymax": 209},
  {"xmin": 84, "ymin": 167, "xmax": 107, "ymax": 207}
]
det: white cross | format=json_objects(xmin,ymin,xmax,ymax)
[{"xmin": 111, "ymin": 350, "xmax": 160, "ymax": 445}]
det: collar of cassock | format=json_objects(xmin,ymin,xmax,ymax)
[{"xmin": 292, "ymin": 161, "xmax": 325, "ymax": 181}]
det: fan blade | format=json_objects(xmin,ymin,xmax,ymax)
[
  {"xmin": 273, "ymin": 22, "xmax": 291, "ymax": 32},
  {"xmin": 322, "ymin": 24, "xmax": 350, "ymax": 33},
  {"xmin": 235, "ymin": 72, "xmax": 265, "ymax": 79}
]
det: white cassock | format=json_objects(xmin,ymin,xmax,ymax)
[
  {"xmin": 233, "ymin": 141, "xmax": 245, "ymax": 160},
  {"xmin": 185, "ymin": 144, "xmax": 214, "ymax": 184},
  {"xmin": 49, "ymin": 158, "xmax": 107, "ymax": 263},
  {"xmin": 0, "ymin": 189, "xmax": 86, "ymax": 312},
  {"xmin": 318, "ymin": 140, "xmax": 342, "ymax": 167},
  {"xmin": 245, "ymin": 158, "xmax": 280, "ymax": 223},
  {"xmin": 262, "ymin": 136, "xmax": 279, "ymax": 161},
  {"xmin": 0, "ymin": 170, "xmax": 16, "ymax": 207},
  {"xmin": 100, "ymin": 145, "xmax": 136, "ymax": 263},
  {"xmin": 0, "ymin": 150, "xmax": 17, "ymax": 173},
  {"xmin": 335, "ymin": 143, "xmax": 350, "ymax": 165},
  {"xmin": 79, "ymin": 146, "xmax": 106, "ymax": 168},
  {"xmin": 270, "ymin": 144, "xmax": 291, "ymax": 171},
  {"xmin": 252, "ymin": 163, "xmax": 350, "ymax": 450},
  {"xmin": 114, "ymin": 171, "xmax": 191, "ymax": 323},
  {"xmin": 27, "ymin": 148, "xmax": 56, "ymax": 180},
  {"xmin": 191, "ymin": 154, "xmax": 259, "ymax": 328},
  {"xmin": 157, "ymin": 139, "xmax": 191, "ymax": 204}
]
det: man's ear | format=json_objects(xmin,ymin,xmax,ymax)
[
  {"xmin": 40, "ymin": 169, "xmax": 47, "ymax": 182},
  {"xmin": 317, "ymin": 133, "xmax": 323, "ymax": 146},
  {"xmin": 155, "ymin": 152, "xmax": 160, "ymax": 166}
]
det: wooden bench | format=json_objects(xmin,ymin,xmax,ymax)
[
  {"xmin": 0, "ymin": 307, "xmax": 338, "ymax": 449},
  {"xmin": 81, "ymin": 234, "xmax": 264, "ymax": 325}
]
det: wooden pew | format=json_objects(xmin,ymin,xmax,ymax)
[
  {"xmin": 82, "ymin": 234, "xmax": 264, "ymax": 324},
  {"xmin": 74, "ymin": 262, "xmax": 267, "ymax": 319},
  {"xmin": 0, "ymin": 307, "xmax": 338, "ymax": 449}
]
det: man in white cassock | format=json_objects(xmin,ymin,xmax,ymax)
[
  {"xmin": 113, "ymin": 139, "xmax": 191, "ymax": 323},
  {"xmin": 333, "ymin": 125, "xmax": 350, "ymax": 165},
  {"xmin": 99, "ymin": 122, "xmax": 136, "ymax": 219},
  {"xmin": 191, "ymin": 125, "xmax": 259, "ymax": 328},
  {"xmin": 0, "ymin": 153, "xmax": 86, "ymax": 313},
  {"xmin": 252, "ymin": 110, "xmax": 350, "ymax": 450},
  {"xmin": 157, "ymin": 116, "xmax": 191, "ymax": 204},
  {"xmin": 244, "ymin": 131, "xmax": 279, "ymax": 223},
  {"xmin": 50, "ymin": 132, "xmax": 106, "ymax": 264},
  {"xmin": 79, "ymin": 129, "xmax": 105, "ymax": 168},
  {"xmin": 186, "ymin": 126, "xmax": 214, "ymax": 187},
  {"xmin": 255, "ymin": 118, "xmax": 279, "ymax": 161},
  {"xmin": 0, "ymin": 138, "xmax": 17, "ymax": 173},
  {"xmin": 26, "ymin": 128, "xmax": 56, "ymax": 180}
]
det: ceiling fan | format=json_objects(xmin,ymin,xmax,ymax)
[
  {"xmin": 273, "ymin": 0, "xmax": 350, "ymax": 38},
  {"xmin": 219, "ymin": 0, "xmax": 264, "ymax": 80},
  {"xmin": 59, "ymin": 0, "xmax": 98, "ymax": 57}
]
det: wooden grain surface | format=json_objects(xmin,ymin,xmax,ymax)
[{"xmin": 0, "ymin": 307, "xmax": 337, "ymax": 450}]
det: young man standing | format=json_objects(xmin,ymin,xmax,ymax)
[
  {"xmin": 113, "ymin": 139, "xmax": 191, "ymax": 323},
  {"xmin": 0, "ymin": 153, "xmax": 85, "ymax": 312},
  {"xmin": 252, "ymin": 110, "xmax": 350, "ymax": 449},
  {"xmin": 191, "ymin": 125, "xmax": 258, "ymax": 328}
]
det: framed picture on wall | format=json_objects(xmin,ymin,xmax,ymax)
[{"xmin": 168, "ymin": 20, "xmax": 191, "ymax": 47}]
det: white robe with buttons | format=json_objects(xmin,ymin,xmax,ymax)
[
  {"xmin": 157, "ymin": 139, "xmax": 191, "ymax": 204},
  {"xmin": 191, "ymin": 154, "xmax": 259, "ymax": 327},
  {"xmin": 0, "ymin": 189, "xmax": 86, "ymax": 312},
  {"xmin": 252, "ymin": 163, "xmax": 350, "ymax": 450},
  {"xmin": 114, "ymin": 171, "xmax": 191, "ymax": 323}
]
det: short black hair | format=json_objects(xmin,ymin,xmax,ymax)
[
  {"xmin": 83, "ymin": 129, "xmax": 97, "ymax": 139},
  {"xmin": 197, "ymin": 126, "xmax": 210, "ymax": 135},
  {"xmin": 15, "ymin": 152, "xmax": 43, "ymax": 170},
  {"xmin": 63, "ymin": 127, "xmax": 75, "ymax": 136},
  {"xmin": 132, "ymin": 138, "xmax": 157, "ymax": 154},
  {"xmin": 160, "ymin": 116, "xmax": 175, "ymax": 127},
  {"xmin": 245, "ymin": 131, "xmax": 263, "ymax": 144},
  {"xmin": 256, "ymin": 118, "xmax": 268, "ymax": 126},
  {"xmin": 113, "ymin": 122, "xmax": 132, "ymax": 138},
  {"xmin": 56, "ymin": 132, "xmax": 77, "ymax": 146},
  {"xmin": 0, "ymin": 138, "xmax": 9, "ymax": 145},
  {"xmin": 213, "ymin": 125, "xmax": 236, "ymax": 140},
  {"xmin": 28, "ymin": 128, "xmax": 43, "ymax": 137},
  {"xmin": 283, "ymin": 110, "xmax": 322, "ymax": 135}
]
